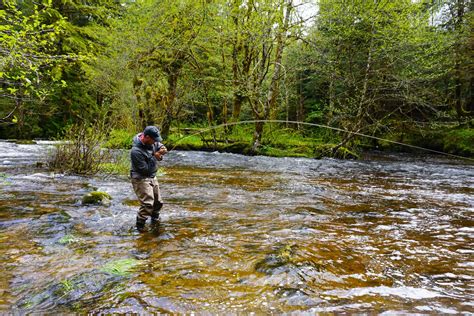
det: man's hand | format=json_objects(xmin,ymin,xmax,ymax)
[
  {"xmin": 154, "ymin": 145, "xmax": 167, "ymax": 161},
  {"xmin": 158, "ymin": 145, "xmax": 168, "ymax": 155}
]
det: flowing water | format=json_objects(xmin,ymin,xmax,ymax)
[{"xmin": 0, "ymin": 140, "xmax": 473, "ymax": 314}]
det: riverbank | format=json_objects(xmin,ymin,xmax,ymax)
[
  {"xmin": 101, "ymin": 123, "xmax": 473, "ymax": 160},
  {"xmin": 102, "ymin": 125, "xmax": 359, "ymax": 159},
  {"xmin": 378, "ymin": 125, "xmax": 474, "ymax": 157},
  {"xmin": 11, "ymin": 123, "xmax": 473, "ymax": 160}
]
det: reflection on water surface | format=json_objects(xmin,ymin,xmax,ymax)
[{"xmin": 0, "ymin": 142, "xmax": 473, "ymax": 313}]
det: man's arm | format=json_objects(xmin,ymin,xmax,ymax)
[{"xmin": 131, "ymin": 148, "xmax": 152, "ymax": 175}]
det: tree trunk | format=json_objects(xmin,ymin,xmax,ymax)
[
  {"xmin": 160, "ymin": 68, "xmax": 180, "ymax": 139},
  {"xmin": 297, "ymin": 71, "xmax": 305, "ymax": 129},
  {"xmin": 252, "ymin": 1, "xmax": 291, "ymax": 150},
  {"xmin": 15, "ymin": 97, "xmax": 25, "ymax": 139},
  {"xmin": 454, "ymin": 0, "xmax": 466, "ymax": 118},
  {"xmin": 332, "ymin": 25, "xmax": 374, "ymax": 155},
  {"xmin": 232, "ymin": 94, "xmax": 244, "ymax": 120},
  {"xmin": 231, "ymin": 2, "xmax": 253, "ymax": 121},
  {"xmin": 252, "ymin": 120, "xmax": 264, "ymax": 152}
]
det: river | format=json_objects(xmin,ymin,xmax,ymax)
[{"xmin": 0, "ymin": 140, "xmax": 473, "ymax": 313}]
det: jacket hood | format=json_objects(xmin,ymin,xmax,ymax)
[{"xmin": 132, "ymin": 133, "xmax": 145, "ymax": 147}]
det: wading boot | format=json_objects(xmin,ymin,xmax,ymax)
[
  {"xmin": 136, "ymin": 217, "xmax": 147, "ymax": 233},
  {"xmin": 151, "ymin": 212, "xmax": 160, "ymax": 226}
]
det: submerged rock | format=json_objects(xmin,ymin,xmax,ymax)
[
  {"xmin": 15, "ymin": 258, "xmax": 144, "ymax": 311},
  {"xmin": 15, "ymin": 271, "xmax": 121, "ymax": 311},
  {"xmin": 122, "ymin": 199, "xmax": 140, "ymax": 207},
  {"xmin": 101, "ymin": 258, "xmax": 143, "ymax": 276},
  {"xmin": 255, "ymin": 245, "xmax": 296, "ymax": 274},
  {"xmin": 82, "ymin": 191, "xmax": 112, "ymax": 205},
  {"xmin": 57, "ymin": 234, "xmax": 81, "ymax": 245}
]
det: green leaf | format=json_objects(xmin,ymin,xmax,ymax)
[{"xmin": 7, "ymin": 87, "xmax": 17, "ymax": 94}]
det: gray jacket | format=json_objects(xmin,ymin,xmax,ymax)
[{"xmin": 130, "ymin": 133, "xmax": 163, "ymax": 179}]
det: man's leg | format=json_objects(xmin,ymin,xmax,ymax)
[
  {"xmin": 151, "ymin": 178, "xmax": 163, "ymax": 224},
  {"xmin": 131, "ymin": 178, "xmax": 155, "ymax": 232}
]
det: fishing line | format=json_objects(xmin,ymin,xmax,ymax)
[{"xmin": 169, "ymin": 119, "xmax": 474, "ymax": 162}]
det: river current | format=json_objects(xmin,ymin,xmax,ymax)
[{"xmin": 0, "ymin": 141, "xmax": 473, "ymax": 313}]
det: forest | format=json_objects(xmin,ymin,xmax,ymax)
[
  {"xmin": 1, "ymin": 2, "xmax": 474, "ymax": 313},
  {"xmin": 1, "ymin": 0, "xmax": 473, "ymax": 158}
]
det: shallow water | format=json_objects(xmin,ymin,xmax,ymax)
[{"xmin": 0, "ymin": 141, "xmax": 473, "ymax": 313}]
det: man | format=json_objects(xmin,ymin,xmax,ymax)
[{"xmin": 130, "ymin": 126, "xmax": 168, "ymax": 232}]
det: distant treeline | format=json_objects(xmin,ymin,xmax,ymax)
[{"xmin": 1, "ymin": 0, "xmax": 472, "ymax": 153}]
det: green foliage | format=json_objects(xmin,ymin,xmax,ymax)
[
  {"xmin": 103, "ymin": 129, "xmax": 135, "ymax": 149},
  {"xmin": 0, "ymin": 1, "xmax": 72, "ymax": 99},
  {"xmin": 167, "ymin": 134, "xmax": 205, "ymax": 151},
  {"xmin": 285, "ymin": 0, "xmax": 469, "ymax": 154},
  {"xmin": 0, "ymin": 1, "xmax": 76, "ymax": 138},
  {"xmin": 98, "ymin": 162, "xmax": 129, "ymax": 176},
  {"xmin": 2, "ymin": 0, "xmax": 472, "ymax": 159},
  {"xmin": 101, "ymin": 258, "xmax": 142, "ymax": 276},
  {"xmin": 378, "ymin": 124, "xmax": 474, "ymax": 157},
  {"xmin": 444, "ymin": 128, "xmax": 474, "ymax": 155},
  {"xmin": 99, "ymin": 151, "xmax": 130, "ymax": 176},
  {"xmin": 0, "ymin": 0, "xmax": 125, "ymax": 138},
  {"xmin": 165, "ymin": 123, "xmax": 352, "ymax": 158}
]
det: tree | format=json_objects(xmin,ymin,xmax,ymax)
[
  {"xmin": 121, "ymin": 0, "xmax": 211, "ymax": 139},
  {"xmin": 430, "ymin": 0, "xmax": 473, "ymax": 116},
  {"xmin": 293, "ymin": 0, "xmax": 456, "ymax": 151},
  {"xmin": 0, "ymin": 0, "xmax": 125, "ymax": 138},
  {"xmin": 223, "ymin": 0, "xmax": 298, "ymax": 150},
  {"xmin": 46, "ymin": 0, "xmax": 125, "ymax": 129},
  {"xmin": 0, "ymin": 0, "xmax": 72, "ymax": 137}
]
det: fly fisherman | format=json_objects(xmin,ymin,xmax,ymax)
[{"xmin": 130, "ymin": 126, "xmax": 168, "ymax": 232}]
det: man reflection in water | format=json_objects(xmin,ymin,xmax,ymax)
[{"xmin": 130, "ymin": 126, "xmax": 168, "ymax": 232}]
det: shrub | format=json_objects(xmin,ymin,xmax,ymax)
[
  {"xmin": 444, "ymin": 128, "xmax": 474, "ymax": 156},
  {"xmin": 48, "ymin": 122, "xmax": 111, "ymax": 175},
  {"xmin": 103, "ymin": 129, "xmax": 135, "ymax": 149}
]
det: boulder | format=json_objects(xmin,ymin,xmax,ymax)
[{"xmin": 82, "ymin": 191, "xmax": 112, "ymax": 205}]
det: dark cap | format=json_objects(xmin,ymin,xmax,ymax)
[{"xmin": 143, "ymin": 126, "xmax": 162, "ymax": 142}]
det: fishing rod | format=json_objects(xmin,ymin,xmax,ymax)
[{"xmin": 167, "ymin": 119, "xmax": 474, "ymax": 162}]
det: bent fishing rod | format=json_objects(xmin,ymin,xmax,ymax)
[{"xmin": 164, "ymin": 119, "xmax": 474, "ymax": 163}]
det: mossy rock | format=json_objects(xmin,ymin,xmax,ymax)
[
  {"xmin": 122, "ymin": 199, "xmax": 140, "ymax": 207},
  {"xmin": 313, "ymin": 144, "xmax": 359, "ymax": 159},
  {"xmin": 221, "ymin": 141, "xmax": 252, "ymax": 154},
  {"xmin": 82, "ymin": 191, "xmax": 112, "ymax": 205},
  {"xmin": 255, "ymin": 245, "xmax": 297, "ymax": 274},
  {"xmin": 333, "ymin": 146, "xmax": 359, "ymax": 159},
  {"xmin": 258, "ymin": 146, "xmax": 309, "ymax": 158},
  {"xmin": 58, "ymin": 234, "xmax": 81, "ymax": 245},
  {"xmin": 16, "ymin": 271, "xmax": 121, "ymax": 310}
]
